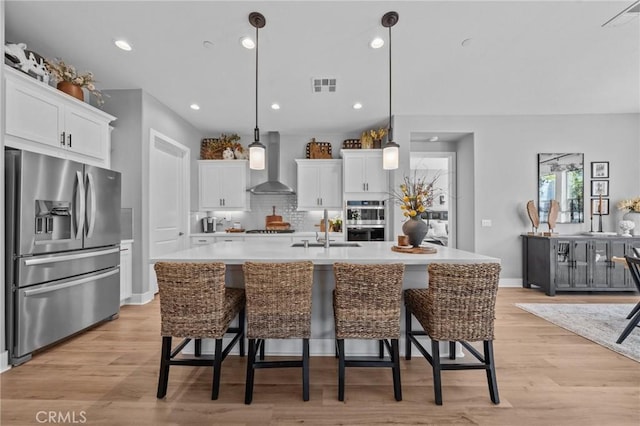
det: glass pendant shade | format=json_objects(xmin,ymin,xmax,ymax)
[
  {"xmin": 249, "ymin": 142, "xmax": 265, "ymax": 170},
  {"xmin": 382, "ymin": 141, "xmax": 399, "ymax": 170}
]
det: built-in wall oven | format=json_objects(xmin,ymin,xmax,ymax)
[{"xmin": 345, "ymin": 200, "xmax": 386, "ymax": 241}]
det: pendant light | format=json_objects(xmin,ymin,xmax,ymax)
[
  {"xmin": 381, "ymin": 11, "xmax": 399, "ymax": 170},
  {"xmin": 248, "ymin": 12, "xmax": 266, "ymax": 170}
]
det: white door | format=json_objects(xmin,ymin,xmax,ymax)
[{"xmin": 149, "ymin": 129, "xmax": 190, "ymax": 296}]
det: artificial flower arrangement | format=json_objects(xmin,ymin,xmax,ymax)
[
  {"xmin": 329, "ymin": 215, "xmax": 343, "ymax": 232},
  {"xmin": 390, "ymin": 172, "xmax": 440, "ymax": 219},
  {"xmin": 360, "ymin": 127, "xmax": 388, "ymax": 148},
  {"xmin": 617, "ymin": 196, "xmax": 640, "ymax": 213},
  {"xmin": 45, "ymin": 58, "xmax": 104, "ymax": 105}
]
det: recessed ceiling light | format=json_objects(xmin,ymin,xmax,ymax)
[
  {"xmin": 370, "ymin": 37, "xmax": 384, "ymax": 49},
  {"xmin": 461, "ymin": 38, "xmax": 473, "ymax": 48},
  {"xmin": 428, "ymin": 136, "xmax": 439, "ymax": 142},
  {"xmin": 202, "ymin": 40, "xmax": 214, "ymax": 49},
  {"xmin": 271, "ymin": 103, "xmax": 280, "ymax": 110},
  {"xmin": 190, "ymin": 104, "xmax": 200, "ymax": 110},
  {"xmin": 114, "ymin": 39, "xmax": 132, "ymax": 51},
  {"xmin": 353, "ymin": 102, "xmax": 363, "ymax": 110},
  {"xmin": 241, "ymin": 36, "xmax": 255, "ymax": 49}
]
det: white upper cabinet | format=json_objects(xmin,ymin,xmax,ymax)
[
  {"xmin": 4, "ymin": 66, "xmax": 115, "ymax": 167},
  {"xmin": 198, "ymin": 160, "xmax": 250, "ymax": 210},
  {"xmin": 341, "ymin": 150, "xmax": 388, "ymax": 194},
  {"xmin": 296, "ymin": 159, "xmax": 343, "ymax": 210}
]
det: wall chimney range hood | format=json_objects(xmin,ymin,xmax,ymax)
[{"xmin": 248, "ymin": 132, "xmax": 296, "ymax": 195}]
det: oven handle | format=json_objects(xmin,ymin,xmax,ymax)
[
  {"xmin": 23, "ymin": 247, "xmax": 120, "ymax": 266},
  {"xmin": 23, "ymin": 268, "xmax": 119, "ymax": 297}
]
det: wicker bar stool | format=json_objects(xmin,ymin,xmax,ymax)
[
  {"xmin": 405, "ymin": 262, "xmax": 501, "ymax": 405},
  {"xmin": 154, "ymin": 262, "xmax": 245, "ymax": 400},
  {"xmin": 333, "ymin": 262, "xmax": 405, "ymax": 402},
  {"xmin": 242, "ymin": 261, "xmax": 314, "ymax": 404}
]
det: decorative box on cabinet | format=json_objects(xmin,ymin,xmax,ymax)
[
  {"xmin": 198, "ymin": 160, "xmax": 249, "ymax": 210},
  {"xmin": 119, "ymin": 240, "xmax": 133, "ymax": 305},
  {"xmin": 521, "ymin": 234, "xmax": 640, "ymax": 296},
  {"xmin": 341, "ymin": 149, "xmax": 388, "ymax": 194},
  {"xmin": 295, "ymin": 159, "xmax": 343, "ymax": 210},
  {"xmin": 4, "ymin": 66, "xmax": 115, "ymax": 168}
]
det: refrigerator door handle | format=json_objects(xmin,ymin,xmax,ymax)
[
  {"xmin": 23, "ymin": 247, "xmax": 120, "ymax": 266},
  {"xmin": 23, "ymin": 268, "xmax": 119, "ymax": 297},
  {"xmin": 75, "ymin": 171, "xmax": 86, "ymax": 240},
  {"xmin": 86, "ymin": 172, "xmax": 97, "ymax": 238}
]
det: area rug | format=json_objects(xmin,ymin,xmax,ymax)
[{"xmin": 515, "ymin": 303, "xmax": 640, "ymax": 363}]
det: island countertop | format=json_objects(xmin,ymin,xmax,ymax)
[{"xmin": 152, "ymin": 240, "xmax": 500, "ymax": 265}]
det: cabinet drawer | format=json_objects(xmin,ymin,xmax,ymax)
[{"xmin": 190, "ymin": 236, "xmax": 215, "ymax": 247}]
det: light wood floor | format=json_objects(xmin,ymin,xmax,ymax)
[{"xmin": 1, "ymin": 288, "xmax": 639, "ymax": 425}]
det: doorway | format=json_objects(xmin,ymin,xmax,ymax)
[
  {"xmin": 148, "ymin": 129, "xmax": 190, "ymax": 293},
  {"xmin": 410, "ymin": 152, "xmax": 457, "ymax": 248}
]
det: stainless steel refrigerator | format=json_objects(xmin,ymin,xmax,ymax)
[{"xmin": 5, "ymin": 149, "xmax": 121, "ymax": 365}]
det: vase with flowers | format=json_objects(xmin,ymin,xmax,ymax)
[
  {"xmin": 45, "ymin": 58, "xmax": 104, "ymax": 106},
  {"xmin": 618, "ymin": 196, "xmax": 640, "ymax": 236},
  {"xmin": 390, "ymin": 172, "xmax": 440, "ymax": 247}
]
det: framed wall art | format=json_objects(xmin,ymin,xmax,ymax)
[
  {"xmin": 590, "ymin": 198, "xmax": 609, "ymax": 215},
  {"xmin": 591, "ymin": 161, "xmax": 609, "ymax": 178},
  {"xmin": 591, "ymin": 180, "xmax": 609, "ymax": 197}
]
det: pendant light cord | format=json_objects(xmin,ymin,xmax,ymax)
[
  {"xmin": 254, "ymin": 25, "xmax": 260, "ymax": 143},
  {"xmin": 387, "ymin": 24, "xmax": 393, "ymax": 142}
]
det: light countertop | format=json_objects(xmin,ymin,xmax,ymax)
[
  {"xmin": 190, "ymin": 232, "xmax": 343, "ymax": 238},
  {"xmin": 152, "ymin": 240, "xmax": 499, "ymax": 266}
]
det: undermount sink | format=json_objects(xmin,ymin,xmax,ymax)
[{"xmin": 291, "ymin": 242, "xmax": 361, "ymax": 248}]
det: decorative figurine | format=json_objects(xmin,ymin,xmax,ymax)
[
  {"xmin": 526, "ymin": 200, "xmax": 539, "ymax": 234},
  {"xmin": 4, "ymin": 42, "xmax": 50, "ymax": 83},
  {"xmin": 222, "ymin": 147, "xmax": 235, "ymax": 159}
]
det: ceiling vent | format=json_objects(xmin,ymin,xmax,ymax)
[{"xmin": 311, "ymin": 77, "xmax": 337, "ymax": 93}]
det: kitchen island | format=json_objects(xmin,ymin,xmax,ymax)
[{"xmin": 151, "ymin": 240, "xmax": 500, "ymax": 356}]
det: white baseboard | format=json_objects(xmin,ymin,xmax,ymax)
[
  {"xmin": 0, "ymin": 350, "xmax": 10, "ymax": 373},
  {"xmin": 124, "ymin": 290, "xmax": 155, "ymax": 305},
  {"xmin": 499, "ymin": 278, "xmax": 523, "ymax": 288}
]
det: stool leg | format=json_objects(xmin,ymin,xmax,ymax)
[
  {"xmin": 245, "ymin": 339, "xmax": 256, "ymax": 404},
  {"xmin": 194, "ymin": 338, "xmax": 202, "ymax": 357},
  {"xmin": 431, "ymin": 339, "xmax": 443, "ymax": 405},
  {"xmin": 157, "ymin": 336, "xmax": 172, "ymax": 399},
  {"xmin": 239, "ymin": 308, "xmax": 246, "ymax": 357},
  {"xmin": 259, "ymin": 339, "xmax": 266, "ymax": 360},
  {"xmin": 211, "ymin": 338, "xmax": 223, "ymax": 400},
  {"xmin": 405, "ymin": 305, "xmax": 412, "ymax": 360},
  {"xmin": 391, "ymin": 339, "xmax": 402, "ymax": 401},
  {"xmin": 379, "ymin": 340, "xmax": 384, "ymax": 359},
  {"xmin": 484, "ymin": 340, "xmax": 500, "ymax": 404},
  {"xmin": 626, "ymin": 301, "xmax": 640, "ymax": 320},
  {"xmin": 337, "ymin": 339, "xmax": 346, "ymax": 401},
  {"xmin": 302, "ymin": 338, "xmax": 310, "ymax": 401},
  {"xmin": 449, "ymin": 341, "xmax": 456, "ymax": 360}
]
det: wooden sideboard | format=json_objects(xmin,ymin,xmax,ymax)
[{"xmin": 521, "ymin": 234, "xmax": 640, "ymax": 296}]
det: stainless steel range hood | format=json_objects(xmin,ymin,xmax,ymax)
[{"xmin": 248, "ymin": 131, "xmax": 296, "ymax": 195}]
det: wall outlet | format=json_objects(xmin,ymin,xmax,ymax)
[{"xmin": 481, "ymin": 219, "xmax": 492, "ymax": 227}]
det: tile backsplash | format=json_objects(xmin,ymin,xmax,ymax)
[{"xmin": 190, "ymin": 194, "xmax": 342, "ymax": 233}]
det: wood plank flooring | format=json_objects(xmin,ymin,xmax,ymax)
[{"xmin": 1, "ymin": 288, "xmax": 639, "ymax": 425}]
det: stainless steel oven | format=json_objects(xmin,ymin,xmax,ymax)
[{"xmin": 346, "ymin": 200, "xmax": 386, "ymax": 241}]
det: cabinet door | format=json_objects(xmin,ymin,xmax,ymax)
[
  {"xmin": 5, "ymin": 78, "xmax": 64, "ymax": 148},
  {"xmin": 318, "ymin": 161, "xmax": 343, "ymax": 208},
  {"xmin": 571, "ymin": 240, "xmax": 590, "ymax": 288},
  {"xmin": 609, "ymin": 241, "xmax": 632, "ymax": 288},
  {"xmin": 64, "ymin": 104, "xmax": 108, "ymax": 160},
  {"xmin": 297, "ymin": 164, "xmax": 321, "ymax": 209},
  {"xmin": 343, "ymin": 154, "xmax": 366, "ymax": 192},
  {"xmin": 199, "ymin": 163, "xmax": 225, "ymax": 209},
  {"xmin": 554, "ymin": 240, "xmax": 572, "ymax": 289},
  {"xmin": 363, "ymin": 154, "xmax": 387, "ymax": 193},
  {"xmin": 198, "ymin": 161, "xmax": 248, "ymax": 210},
  {"xmin": 591, "ymin": 240, "xmax": 610, "ymax": 288},
  {"xmin": 219, "ymin": 162, "xmax": 248, "ymax": 209}
]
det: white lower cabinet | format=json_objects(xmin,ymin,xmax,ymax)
[{"xmin": 119, "ymin": 241, "xmax": 133, "ymax": 305}]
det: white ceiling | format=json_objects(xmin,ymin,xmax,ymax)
[{"xmin": 5, "ymin": 1, "xmax": 639, "ymax": 136}]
